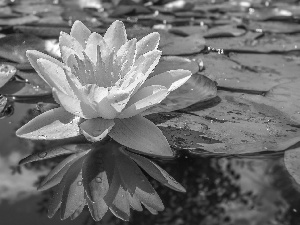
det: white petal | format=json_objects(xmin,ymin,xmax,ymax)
[
  {"xmin": 80, "ymin": 118, "xmax": 115, "ymax": 142},
  {"xmin": 53, "ymin": 88, "xmax": 98, "ymax": 119},
  {"xmin": 136, "ymin": 32, "xmax": 160, "ymax": 59},
  {"xmin": 141, "ymin": 69, "xmax": 192, "ymax": 92},
  {"xmin": 109, "ymin": 115, "xmax": 173, "ymax": 157},
  {"xmin": 59, "ymin": 32, "xmax": 84, "ymax": 58},
  {"xmin": 104, "ymin": 20, "xmax": 127, "ymax": 52},
  {"xmin": 36, "ymin": 58, "xmax": 74, "ymax": 96},
  {"xmin": 118, "ymin": 85, "xmax": 168, "ymax": 119},
  {"xmin": 120, "ymin": 50, "xmax": 161, "ymax": 93},
  {"xmin": 16, "ymin": 107, "xmax": 81, "ymax": 140},
  {"xmin": 85, "ymin": 32, "xmax": 107, "ymax": 65},
  {"xmin": 70, "ymin": 20, "xmax": 91, "ymax": 48},
  {"xmin": 116, "ymin": 38, "xmax": 137, "ymax": 78}
]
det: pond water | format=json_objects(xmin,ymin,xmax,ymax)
[{"xmin": 1, "ymin": 0, "xmax": 300, "ymax": 225}]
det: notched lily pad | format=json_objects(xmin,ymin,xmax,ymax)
[
  {"xmin": 206, "ymin": 32, "xmax": 300, "ymax": 53},
  {"xmin": 204, "ymin": 24, "xmax": 246, "ymax": 38},
  {"xmin": 152, "ymin": 56, "xmax": 200, "ymax": 77},
  {"xmin": 144, "ymin": 74, "xmax": 217, "ymax": 115},
  {"xmin": 0, "ymin": 34, "xmax": 50, "ymax": 63},
  {"xmin": 148, "ymin": 91, "xmax": 300, "ymax": 155},
  {"xmin": 0, "ymin": 64, "xmax": 16, "ymax": 88}
]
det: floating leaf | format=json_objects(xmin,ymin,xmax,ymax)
[
  {"xmin": 147, "ymin": 90, "xmax": 300, "ymax": 155},
  {"xmin": 284, "ymin": 148, "xmax": 300, "ymax": 185},
  {"xmin": 143, "ymin": 74, "xmax": 217, "ymax": 114},
  {"xmin": 204, "ymin": 24, "xmax": 246, "ymax": 38},
  {"xmin": 206, "ymin": 32, "xmax": 300, "ymax": 53},
  {"xmin": 152, "ymin": 56, "xmax": 200, "ymax": 77},
  {"xmin": 0, "ymin": 34, "xmax": 49, "ymax": 63},
  {"xmin": 246, "ymin": 21, "xmax": 300, "ymax": 34},
  {"xmin": 0, "ymin": 64, "xmax": 16, "ymax": 88},
  {"xmin": 201, "ymin": 53, "xmax": 300, "ymax": 92},
  {"xmin": 160, "ymin": 33, "xmax": 205, "ymax": 56},
  {"xmin": 0, "ymin": 15, "xmax": 39, "ymax": 26}
]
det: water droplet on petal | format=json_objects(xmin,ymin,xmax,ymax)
[
  {"xmin": 95, "ymin": 177, "xmax": 102, "ymax": 183},
  {"xmin": 38, "ymin": 135, "xmax": 47, "ymax": 140},
  {"xmin": 77, "ymin": 181, "xmax": 83, "ymax": 186},
  {"xmin": 38, "ymin": 152, "xmax": 47, "ymax": 158}
]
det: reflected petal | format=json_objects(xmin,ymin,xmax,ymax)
[
  {"xmin": 60, "ymin": 157, "xmax": 86, "ymax": 220},
  {"xmin": 16, "ymin": 107, "xmax": 81, "ymax": 140},
  {"xmin": 109, "ymin": 115, "xmax": 173, "ymax": 157},
  {"xmin": 126, "ymin": 151, "xmax": 186, "ymax": 192}
]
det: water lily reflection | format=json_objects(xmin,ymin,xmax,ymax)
[
  {"xmin": 20, "ymin": 141, "xmax": 186, "ymax": 221},
  {"xmin": 16, "ymin": 20, "xmax": 192, "ymax": 157}
]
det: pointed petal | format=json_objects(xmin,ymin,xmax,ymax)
[
  {"xmin": 121, "ymin": 50, "xmax": 161, "ymax": 93},
  {"xmin": 60, "ymin": 157, "xmax": 86, "ymax": 220},
  {"xmin": 48, "ymin": 185, "xmax": 63, "ymax": 218},
  {"xmin": 70, "ymin": 20, "xmax": 91, "ymax": 48},
  {"xmin": 19, "ymin": 144, "xmax": 91, "ymax": 165},
  {"xmin": 104, "ymin": 20, "xmax": 127, "ymax": 52},
  {"xmin": 28, "ymin": 56, "xmax": 73, "ymax": 96},
  {"xmin": 80, "ymin": 118, "xmax": 115, "ymax": 142},
  {"xmin": 109, "ymin": 184, "xmax": 130, "ymax": 221},
  {"xmin": 109, "ymin": 115, "xmax": 173, "ymax": 157},
  {"xmin": 118, "ymin": 85, "xmax": 168, "ymax": 118},
  {"xmin": 82, "ymin": 146, "xmax": 112, "ymax": 203},
  {"xmin": 143, "ymin": 204, "xmax": 158, "ymax": 215},
  {"xmin": 104, "ymin": 167, "xmax": 130, "ymax": 221},
  {"xmin": 26, "ymin": 50, "xmax": 71, "ymax": 94},
  {"xmin": 141, "ymin": 69, "xmax": 192, "ymax": 92},
  {"xmin": 116, "ymin": 38, "xmax": 137, "ymax": 78},
  {"xmin": 59, "ymin": 32, "xmax": 84, "ymax": 58},
  {"xmin": 116, "ymin": 150, "xmax": 164, "ymax": 211},
  {"xmin": 38, "ymin": 151, "xmax": 88, "ymax": 191},
  {"xmin": 136, "ymin": 32, "xmax": 160, "ymax": 59},
  {"xmin": 86, "ymin": 197, "xmax": 108, "ymax": 221},
  {"xmin": 53, "ymin": 88, "xmax": 98, "ymax": 119},
  {"xmin": 61, "ymin": 46, "xmax": 78, "ymax": 65},
  {"xmin": 126, "ymin": 191, "xmax": 143, "ymax": 211},
  {"xmin": 127, "ymin": 151, "xmax": 186, "ymax": 192},
  {"xmin": 85, "ymin": 32, "xmax": 107, "ymax": 65},
  {"xmin": 70, "ymin": 199, "xmax": 86, "ymax": 220},
  {"xmin": 16, "ymin": 107, "xmax": 81, "ymax": 140}
]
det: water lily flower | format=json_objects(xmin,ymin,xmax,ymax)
[
  {"xmin": 19, "ymin": 141, "xmax": 186, "ymax": 221},
  {"xmin": 16, "ymin": 20, "xmax": 192, "ymax": 157}
]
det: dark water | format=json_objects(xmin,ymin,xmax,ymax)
[
  {"xmin": 1, "ymin": 103, "xmax": 300, "ymax": 225},
  {"xmin": 1, "ymin": 0, "xmax": 300, "ymax": 224}
]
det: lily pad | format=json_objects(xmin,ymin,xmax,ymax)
[
  {"xmin": 284, "ymin": 148, "xmax": 300, "ymax": 186},
  {"xmin": 206, "ymin": 32, "xmax": 300, "ymax": 53},
  {"xmin": 128, "ymin": 28, "xmax": 205, "ymax": 55},
  {"xmin": 0, "ymin": 64, "xmax": 16, "ymax": 88},
  {"xmin": 200, "ymin": 53, "xmax": 281, "ymax": 92},
  {"xmin": 204, "ymin": 24, "xmax": 246, "ymax": 38},
  {"xmin": 246, "ymin": 21, "xmax": 300, "ymax": 34},
  {"xmin": 152, "ymin": 56, "xmax": 200, "ymax": 77},
  {"xmin": 0, "ymin": 15, "xmax": 39, "ymax": 26},
  {"xmin": 0, "ymin": 34, "xmax": 49, "ymax": 63},
  {"xmin": 147, "ymin": 90, "xmax": 300, "ymax": 155},
  {"xmin": 143, "ymin": 74, "xmax": 217, "ymax": 115}
]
